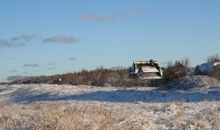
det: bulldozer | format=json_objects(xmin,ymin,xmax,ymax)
[{"xmin": 128, "ymin": 59, "xmax": 163, "ymax": 80}]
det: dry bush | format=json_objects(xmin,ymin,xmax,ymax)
[
  {"xmin": 206, "ymin": 54, "xmax": 220, "ymax": 81},
  {"xmin": 11, "ymin": 67, "xmax": 152, "ymax": 87},
  {"xmin": 208, "ymin": 65, "xmax": 220, "ymax": 81},
  {"xmin": 10, "ymin": 58, "xmax": 191, "ymax": 87},
  {"xmin": 207, "ymin": 54, "xmax": 220, "ymax": 63},
  {"xmin": 163, "ymin": 59, "xmax": 190, "ymax": 84}
]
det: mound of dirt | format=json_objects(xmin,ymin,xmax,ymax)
[{"xmin": 166, "ymin": 76, "xmax": 220, "ymax": 90}]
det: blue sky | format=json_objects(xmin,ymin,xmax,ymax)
[{"xmin": 0, "ymin": 0, "xmax": 220, "ymax": 82}]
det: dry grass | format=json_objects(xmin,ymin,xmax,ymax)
[
  {"xmin": 0, "ymin": 103, "xmax": 114, "ymax": 130},
  {"xmin": 0, "ymin": 102, "xmax": 158, "ymax": 130},
  {"xmin": 0, "ymin": 84, "xmax": 220, "ymax": 130},
  {"xmin": 0, "ymin": 101, "xmax": 219, "ymax": 130}
]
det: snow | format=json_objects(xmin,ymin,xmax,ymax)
[
  {"xmin": 0, "ymin": 84, "xmax": 219, "ymax": 104},
  {"xmin": 0, "ymin": 83, "xmax": 220, "ymax": 129}
]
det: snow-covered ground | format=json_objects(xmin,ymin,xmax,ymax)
[{"xmin": 0, "ymin": 84, "xmax": 220, "ymax": 129}]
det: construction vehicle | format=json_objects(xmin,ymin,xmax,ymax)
[{"xmin": 128, "ymin": 59, "xmax": 163, "ymax": 80}]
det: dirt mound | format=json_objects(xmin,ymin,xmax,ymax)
[{"xmin": 166, "ymin": 76, "xmax": 220, "ymax": 90}]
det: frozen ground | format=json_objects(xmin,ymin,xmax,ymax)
[{"xmin": 0, "ymin": 84, "xmax": 220, "ymax": 130}]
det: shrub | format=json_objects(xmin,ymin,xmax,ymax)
[
  {"xmin": 207, "ymin": 54, "xmax": 220, "ymax": 63},
  {"xmin": 163, "ymin": 59, "xmax": 190, "ymax": 83},
  {"xmin": 206, "ymin": 54, "xmax": 220, "ymax": 81},
  {"xmin": 208, "ymin": 65, "xmax": 220, "ymax": 81}
]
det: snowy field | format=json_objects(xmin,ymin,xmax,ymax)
[{"xmin": 0, "ymin": 84, "xmax": 220, "ymax": 130}]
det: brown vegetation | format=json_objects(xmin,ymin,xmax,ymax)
[
  {"xmin": 207, "ymin": 54, "xmax": 220, "ymax": 63},
  {"xmin": 0, "ymin": 101, "xmax": 219, "ymax": 130},
  {"xmin": 163, "ymin": 59, "xmax": 190, "ymax": 84},
  {"xmin": 208, "ymin": 65, "xmax": 220, "ymax": 81},
  {"xmin": 10, "ymin": 56, "xmax": 220, "ymax": 86},
  {"xmin": 11, "ymin": 67, "xmax": 154, "ymax": 87}
]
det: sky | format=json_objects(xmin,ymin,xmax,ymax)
[{"xmin": 0, "ymin": 0, "xmax": 220, "ymax": 82}]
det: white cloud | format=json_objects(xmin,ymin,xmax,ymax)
[
  {"xmin": 69, "ymin": 57, "xmax": 77, "ymax": 61},
  {"xmin": 10, "ymin": 34, "xmax": 39, "ymax": 42},
  {"xmin": 0, "ymin": 38, "xmax": 25, "ymax": 48},
  {"xmin": 81, "ymin": 8, "xmax": 143, "ymax": 22},
  {"xmin": 42, "ymin": 35, "xmax": 80, "ymax": 44},
  {"xmin": 47, "ymin": 67, "xmax": 56, "ymax": 70},
  {"xmin": 0, "ymin": 34, "xmax": 80, "ymax": 48},
  {"xmin": 23, "ymin": 64, "xmax": 40, "ymax": 67}
]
